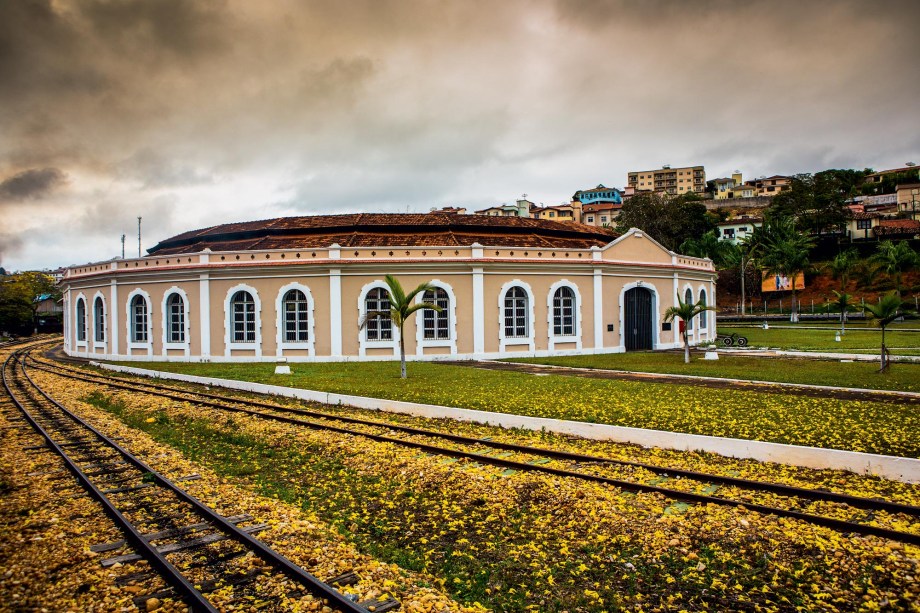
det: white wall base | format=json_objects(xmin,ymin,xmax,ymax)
[{"xmin": 95, "ymin": 362, "xmax": 920, "ymax": 483}]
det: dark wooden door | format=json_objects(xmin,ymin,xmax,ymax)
[{"xmin": 624, "ymin": 287, "xmax": 653, "ymax": 351}]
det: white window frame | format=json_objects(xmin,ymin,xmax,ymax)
[
  {"xmin": 357, "ymin": 280, "xmax": 398, "ymax": 357},
  {"xmin": 698, "ymin": 285, "xmax": 709, "ymax": 338},
  {"xmin": 223, "ymin": 284, "xmax": 262, "ymax": 356},
  {"xmin": 161, "ymin": 287, "xmax": 191, "ymax": 356},
  {"xmin": 74, "ymin": 293, "xmax": 88, "ymax": 348},
  {"xmin": 125, "ymin": 288, "xmax": 153, "ymax": 354},
  {"xmin": 498, "ymin": 280, "xmax": 535, "ymax": 353},
  {"xmin": 415, "ymin": 280, "xmax": 457, "ymax": 355},
  {"xmin": 547, "ymin": 280, "xmax": 582, "ymax": 351},
  {"xmin": 683, "ymin": 285, "xmax": 695, "ymax": 335},
  {"xmin": 275, "ymin": 282, "xmax": 315, "ymax": 356},
  {"xmin": 91, "ymin": 291, "xmax": 107, "ymax": 351}
]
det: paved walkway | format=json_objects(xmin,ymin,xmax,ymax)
[{"xmin": 443, "ymin": 360, "xmax": 920, "ymax": 405}]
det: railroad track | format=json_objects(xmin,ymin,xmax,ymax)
[
  {"xmin": 27, "ymin": 348, "xmax": 920, "ymax": 547},
  {"xmin": 1, "ymin": 348, "xmax": 395, "ymax": 613}
]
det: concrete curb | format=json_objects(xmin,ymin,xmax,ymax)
[
  {"xmin": 94, "ymin": 362, "xmax": 920, "ymax": 484},
  {"xmin": 718, "ymin": 348, "xmax": 920, "ymax": 363}
]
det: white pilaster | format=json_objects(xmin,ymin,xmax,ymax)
[
  {"xmin": 110, "ymin": 280, "xmax": 119, "ymax": 355},
  {"xmin": 593, "ymin": 268, "xmax": 603, "ymax": 349},
  {"xmin": 329, "ymin": 268, "xmax": 342, "ymax": 356},
  {"xmin": 199, "ymin": 273, "xmax": 211, "ymax": 358},
  {"xmin": 472, "ymin": 267, "xmax": 484, "ymax": 355}
]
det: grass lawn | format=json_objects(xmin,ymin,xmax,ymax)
[
  {"xmin": 510, "ymin": 352, "xmax": 920, "ymax": 393},
  {"xmin": 109, "ymin": 360, "xmax": 920, "ymax": 458},
  {"xmin": 716, "ymin": 324, "xmax": 920, "ymax": 355}
]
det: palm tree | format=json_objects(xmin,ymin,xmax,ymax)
[
  {"xmin": 862, "ymin": 292, "xmax": 913, "ymax": 372},
  {"xmin": 872, "ymin": 240, "xmax": 919, "ymax": 296},
  {"xmin": 721, "ymin": 238, "xmax": 754, "ymax": 316},
  {"xmin": 360, "ymin": 275, "xmax": 442, "ymax": 379},
  {"xmin": 826, "ymin": 249, "xmax": 858, "ymax": 291},
  {"xmin": 664, "ymin": 295, "xmax": 716, "ymax": 364},
  {"xmin": 756, "ymin": 219, "xmax": 815, "ymax": 322},
  {"xmin": 827, "ymin": 290, "xmax": 855, "ymax": 335}
]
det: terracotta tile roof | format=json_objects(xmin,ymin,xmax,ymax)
[
  {"xmin": 148, "ymin": 213, "xmax": 617, "ymax": 255},
  {"xmin": 874, "ymin": 219, "xmax": 920, "ymax": 235}
]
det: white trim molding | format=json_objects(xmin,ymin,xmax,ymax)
[
  {"xmin": 91, "ymin": 291, "xmax": 108, "ymax": 352},
  {"xmin": 618, "ymin": 281, "xmax": 662, "ymax": 351},
  {"xmin": 275, "ymin": 282, "xmax": 316, "ymax": 357},
  {"xmin": 546, "ymin": 279, "xmax": 582, "ymax": 352},
  {"xmin": 329, "ymin": 269, "xmax": 342, "ymax": 357},
  {"xmin": 162, "ymin": 286, "xmax": 191, "ymax": 357},
  {"xmin": 498, "ymin": 279, "xmax": 535, "ymax": 353},
  {"xmin": 414, "ymin": 280, "xmax": 458, "ymax": 356},
  {"xmin": 357, "ymin": 280, "xmax": 398, "ymax": 357},
  {"xmin": 199, "ymin": 273, "xmax": 211, "ymax": 359},
  {"xmin": 223, "ymin": 283, "xmax": 263, "ymax": 357},
  {"xmin": 592, "ymin": 269, "xmax": 603, "ymax": 350},
  {"xmin": 472, "ymin": 267, "xmax": 485, "ymax": 356},
  {"xmin": 125, "ymin": 288, "xmax": 154, "ymax": 355}
]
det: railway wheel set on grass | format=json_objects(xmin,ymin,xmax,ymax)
[{"xmin": 2, "ymin": 337, "xmax": 920, "ymax": 611}]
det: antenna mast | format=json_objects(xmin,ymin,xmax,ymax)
[
  {"xmin": 121, "ymin": 234, "xmax": 125, "ymax": 259},
  {"xmin": 137, "ymin": 217, "xmax": 142, "ymax": 257}
]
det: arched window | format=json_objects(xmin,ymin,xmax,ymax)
[
  {"xmin": 93, "ymin": 297, "xmax": 105, "ymax": 342},
  {"xmin": 230, "ymin": 290, "xmax": 256, "ymax": 343},
  {"xmin": 552, "ymin": 286, "xmax": 576, "ymax": 336},
  {"xmin": 130, "ymin": 295, "xmax": 148, "ymax": 342},
  {"xmin": 76, "ymin": 298, "xmax": 86, "ymax": 342},
  {"xmin": 166, "ymin": 293, "xmax": 185, "ymax": 343},
  {"xmin": 365, "ymin": 288, "xmax": 392, "ymax": 341},
  {"xmin": 684, "ymin": 288, "xmax": 694, "ymax": 330},
  {"xmin": 699, "ymin": 289, "xmax": 708, "ymax": 328},
  {"xmin": 282, "ymin": 289, "xmax": 309, "ymax": 342},
  {"xmin": 422, "ymin": 288, "xmax": 449, "ymax": 340},
  {"xmin": 504, "ymin": 286, "xmax": 529, "ymax": 338}
]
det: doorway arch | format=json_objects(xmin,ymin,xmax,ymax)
[{"xmin": 624, "ymin": 286, "xmax": 654, "ymax": 351}]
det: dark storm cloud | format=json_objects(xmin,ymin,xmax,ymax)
[
  {"xmin": 1, "ymin": 0, "xmax": 918, "ymax": 271},
  {"xmin": 0, "ymin": 168, "xmax": 67, "ymax": 202}
]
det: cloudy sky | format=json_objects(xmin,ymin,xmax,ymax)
[{"xmin": 2, "ymin": 0, "xmax": 918, "ymax": 271}]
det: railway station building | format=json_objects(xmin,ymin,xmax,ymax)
[{"xmin": 60, "ymin": 213, "xmax": 716, "ymax": 362}]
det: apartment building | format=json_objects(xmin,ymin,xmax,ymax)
[
  {"xmin": 627, "ymin": 165, "xmax": 705, "ymax": 195},
  {"xmin": 712, "ymin": 172, "xmax": 756, "ymax": 200},
  {"xmin": 744, "ymin": 175, "xmax": 791, "ymax": 196}
]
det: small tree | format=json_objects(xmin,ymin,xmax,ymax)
[
  {"xmin": 862, "ymin": 292, "xmax": 913, "ymax": 372},
  {"xmin": 872, "ymin": 240, "xmax": 918, "ymax": 296},
  {"xmin": 664, "ymin": 295, "xmax": 716, "ymax": 364},
  {"xmin": 359, "ymin": 275, "xmax": 442, "ymax": 379},
  {"xmin": 827, "ymin": 290, "xmax": 855, "ymax": 335},
  {"xmin": 826, "ymin": 249, "xmax": 858, "ymax": 291}
]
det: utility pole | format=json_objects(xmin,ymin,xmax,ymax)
[
  {"xmin": 137, "ymin": 217, "xmax": 142, "ymax": 258},
  {"xmin": 121, "ymin": 234, "xmax": 125, "ymax": 259}
]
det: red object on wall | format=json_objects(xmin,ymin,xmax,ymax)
[{"xmin": 679, "ymin": 320, "xmax": 686, "ymax": 333}]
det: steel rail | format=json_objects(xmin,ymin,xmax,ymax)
[
  {"xmin": 33, "ymin": 354, "xmax": 920, "ymax": 519},
  {"xmin": 1, "ymin": 351, "xmax": 220, "ymax": 613},
  {"xmin": 29, "ymin": 354, "xmax": 920, "ymax": 546},
  {"xmin": 9, "ymin": 351, "xmax": 367, "ymax": 613}
]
